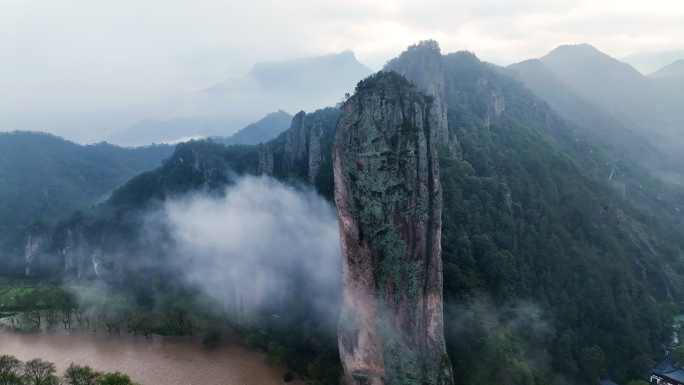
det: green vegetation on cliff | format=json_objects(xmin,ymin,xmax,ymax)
[{"xmin": 388, "ymin": 41, "xmax": 684, "ymax": 384}]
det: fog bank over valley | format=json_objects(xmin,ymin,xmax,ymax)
[{"xmin": 158, "ymin": 176, "xmax": 342, "ymax": 324}]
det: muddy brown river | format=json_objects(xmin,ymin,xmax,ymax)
[{"xmin": 0, "ymin": 328, "xmax": 298, "ymax": 385}]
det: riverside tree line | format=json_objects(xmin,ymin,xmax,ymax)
[
  {"xmin": 0, "ymin": 355, "xmax": 140, "ymax": 385},
  {"xmin": 0, "ymin": 286, "xmax": 222, "ymax": 345}
]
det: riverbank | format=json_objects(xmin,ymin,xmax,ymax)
[{"xmin": 0, "ymin": 327, "xmax": 299, "ymax": 385}]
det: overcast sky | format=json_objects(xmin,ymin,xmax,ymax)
[{"xmin": 1, "ymin": 0, "xmax": 683, "ymax": 135}]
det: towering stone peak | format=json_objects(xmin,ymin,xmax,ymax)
[
  {"xmin": 257, "ymin": 143, "xmax": 274, "ymax": 176},
  {"xmin": 384, "ymin": 40, "xmax": 452, "ymax": 143},
  {"xmin": 333, "ymin": 72, "xmax": 454, "ymax": 385},
  {"xmin": 282, "ymin": 111, "xmax": 307, "ymax": 173}
]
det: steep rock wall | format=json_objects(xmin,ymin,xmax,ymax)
[
  {"xmin": 384, "ymin": 41, "xmax": 452, "ymax": 144},
  {"xmin": 477, "ymin": 75, "xmax": 506, "ymax": 127},
  {"xmin": 282, "ymin": 110, "xmax": 307, "ymax": 173},
  {"xmin": 333, "ymin": 84, "xmax": 453, "ymax": 385},
  {"xmin": 258, "ymin": 143, "xmax": 274, "ymax": 175},
  {"xmin": 23, "ymin": 233, "xmax": 44, "ymax": 276},
  {"xmin": 308, "ymin": 122, "xmax": 323, "ymax": 183}
]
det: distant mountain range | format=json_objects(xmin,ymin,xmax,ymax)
[
  {"xmin": 211, "ymin": 110, "xmax": 293, "ymax": 146},
  {"xmin": 201, "ymin": 50, "xmax": 372, "ymax": 100},
  {"xmin": 507, "ymin": 44, "xmax": 684, "ymax": 182},
  {"xmin": 104, "ymin": 50, "xmax": 371, "ymax": 146},
  {"xmin": 107, "ymin": 113, "xmax": 264, "ymax": 146},
  {"xmin": 649, "ymin": 59, "xmax": 684, "ymax": 78},
  {"xmin": 622, "ymin": 49, "xmax": 684, "ymax": 74}
]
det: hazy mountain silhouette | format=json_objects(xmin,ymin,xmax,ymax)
[
  {"xmin": 107, "ymin": 113, "xmax": 263, "ymax": 146},
  {"xmin": 539, "ymin": 44, "xmax": 668, "ymax": 125},
  {"xmin": 510, "ymin": 44, "xmax": 684, "ymax": 171},
  {"xmin": 649, "ymin": 59, "xmax": 684, "ymax": 78},
  {"xmin": 648, "ymin": 59, "xmax": 684, "ymax": 101},
  {"xmin": 105, "ymin": 51, "xmax": 371, "ymax": 146},
  {"xmin": 622, "ymin": 49, "xmax": 684, "ymax": 74},
  {"xmin": 506, "ymin": 58, "xmax": 669, "ymax": 172},
  {"xmin": 203, "ymin": 50, "xmax": 372, "ymax": 98},
  {"xmin": 212, "ymin": 110, "xmax": 293, "ymax": 146}
]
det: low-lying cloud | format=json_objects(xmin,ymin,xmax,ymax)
[{"xmin": 161, "ymin": 176, "xmax": 342, "ymax": 322}]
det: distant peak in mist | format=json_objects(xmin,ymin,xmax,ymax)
[
  {"xmin": 622, "ymin": 49, "xmax": 684, "ymax": 74},
  {"xmin": 540, "ymin": 43, "xmax": 645, "ymax": 82},
  {"xmin": 203, "ymin": 50, "xmax": 372, "ymax": 95},
  {"xmin": 543, "ymin": 43, "xmax": 623, "ymax": 66},
  {"xmin": 248, "ymin": 49, "xmax": 365, "ymax": 73},
  {"xmin": 547, "ymin": 43, "xmax": 601, "ymax": 55},
  {"xmin": 649, "ymin": 59, "xmax": 684, "ymax": 78}
]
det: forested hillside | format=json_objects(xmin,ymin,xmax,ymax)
[
  {"xmin": 0, "ymin": 132, "xmax": 173, "ymax": 239},
  {"xmin": 386, "ymin": 42, "xmax": 684, "ymax": 384},
  {"xmin": 509, "ymin": 44, "xmax": 684, "ymax": 179}
]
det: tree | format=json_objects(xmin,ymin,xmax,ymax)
[
  {"xmin": 628, "ymin": 355, "xmax": 654, "ymax": 380},
  {"xmin": 580, "ymin": 346, "xmax": 606, "ymax": 381},
  {"xmin": 55, "ymin": 291, "xmax": 77, "ymax": 330},
  {"xmin": 0, "ymin": 355, "xmax": 24, "ymax": 385},
  {"xmin": 626, "ymin": 381, "xmax": 649, "ymax": 385},
  {"xmin": 17, "ymin": 292, "xmax": 41, "ymax": 330},
  {"xmin": 61, "ymin": 363, "xmax": 102, "ymax": 385},
  {"xmin": 99, "ymin": 372, "xmax": 140, "ymax": 385},
  {"xmin": 22, "ymin": 359, "xmax": 57, "ymax": 385},
  {"xmin": 671, "ymin": 346, "xmax": 684, "ymax": 368}
]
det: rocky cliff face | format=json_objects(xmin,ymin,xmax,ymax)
[
  {"xmin": 57, "ymin": 228, "xmax": 86, "ymax": 277},
  {"xmin": 257, "ymin": 143, "xmax": 274, "ymax": 175},
  {"xmin": 333, "ymin": 77, "xmax": 453, "ymax": 385},
  {"xmin": 54, "ymin": 224, "xmax": 103, "ymax": 278},
  {"xmin": 384, "ymin": 41, "xmax": 452, "ymax": 144},
  {"xmin": 282, "ymin": 111, "xmax": 307, "ymax": 173},
  {"xmin": 308, "ymin": 122, "xmax": 323, "ymax": 183},
  {"xmin": 477, "ymin": 75, "xmax": 506, "ymax": 127},
  {"xmin": 23, "ymin": 232, "xmax": 45, "ymax": 276}
]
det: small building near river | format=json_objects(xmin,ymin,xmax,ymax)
[{"xmin": 651, "ymin": 355, "xmax": 684, "ymax": 385}]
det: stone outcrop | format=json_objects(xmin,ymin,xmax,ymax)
[
  {"xmin": 282, "ymin": 111, "xmax": 307, "ymax": 173},
  {"xmin": 477, "ymin": 76, "xmax": 506, "ymax": 127},
  {"xmin": 54, "ymin": 224, "xmax": 99, "ymax": 278},
  {"xmin": 308, "ymin": 123, "xmax": 323, "ymax": 183},
  {"xmin": 385, "ymin": 41, "xmax": 453, "ymax": 143},
  {"xmin": 333, "ymin": 79, "xmax": 454, "ymax": 385},
  {"xmin": 23, "ymin": 232, "xmax": 44, "ymax": 276},
  {"xmin": 58, "ymin": 228, "xmax": 87, "ymax": 277},
  {"xmin": 258, "ymin": 143, "xmax": 274, "ymax": 175}
]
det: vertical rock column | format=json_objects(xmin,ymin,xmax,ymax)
[
  {"xmin": 308, "ymin": 122, "xmax": 323, "ymax": 184},
  {"xmin": 282, "ymin": 110, "xmax": 307, "ymax": 173},
  {"xmin": 257, "ymin": 143, "xmax": 274, "ymax": 175},
  {"xmin": 333, "ymin": 83, "xmax": 454, "ymax": 385}
]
